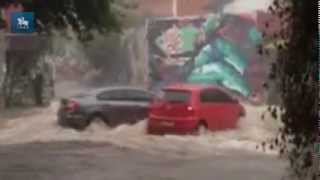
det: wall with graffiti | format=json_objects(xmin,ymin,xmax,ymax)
[{"xmin": 147, "ymin": 13, "xmax": 269, "ymax": 99}]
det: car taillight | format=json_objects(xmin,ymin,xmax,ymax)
[{"xmin": 66, "ymin": 100, "xmax": 80, "ymax": 113}]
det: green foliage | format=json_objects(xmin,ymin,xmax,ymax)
[
  {"xmin": 111, "ymin": 0, "xmax": 143, "ymax": 28},
  {"xmin": 0, "ymin": 0, "xmax": 139, "ymax": 40},
  {"xmin": 261, "ymin": 0, "xmax": 317, "ymax": 179},
  {"xmin": 26, "ymin": 0, "xmax": 118, "ymax": 35}
]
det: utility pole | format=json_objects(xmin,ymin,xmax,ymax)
[{"xmin": 172, "ymin": 0, "xmax": 178, "ymax": 17}]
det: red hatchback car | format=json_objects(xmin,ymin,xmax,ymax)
[{"xmin": 147, "ymin": 84, "xmax": 245, "ymax": 135}]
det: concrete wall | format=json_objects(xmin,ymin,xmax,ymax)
[
  {"xmin": 138, "ymin": 0, "xmax": 215, "ymax": 17},
  {"xmin": 2, "ymin": 34, "xmax": 53, "ymax": 108},
  {"xmin": 138, "ymin": 0, "xmax": 174, "ymax": 17},
  {"xmin": 177, "ymin": 0, "xmax": 212, "ymax": 16}
]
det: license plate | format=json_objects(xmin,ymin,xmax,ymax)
[{"xmin": 159, "ymin": 121, "xmax": 174, "ymax": 127}]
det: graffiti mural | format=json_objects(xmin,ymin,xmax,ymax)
[{"xmin": 147, "ymin": 13, "xmax": 268, "ymax": 100}]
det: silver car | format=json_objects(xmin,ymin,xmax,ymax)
[{"xmin": 58, "ymin": 86, "xmax": 154, "ymax": 130}]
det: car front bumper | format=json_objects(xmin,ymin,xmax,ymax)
[{"xmin": 57, "ymin": 110, "xmax": 88, "ymax": 129}]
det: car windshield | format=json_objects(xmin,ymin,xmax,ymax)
[{"xmin": 163, "ymin": 90, "xmax": 191, "ymax": 103}]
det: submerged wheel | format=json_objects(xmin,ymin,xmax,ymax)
[
  {"xmin": 90, "ymin": 116, "xmax": 105, "ymax": 123},
  {"xmin": 89, "ymin": 115, "xmax": 111, "ymax": 129},
  {"xmin": 196, "ymin": 121, "xmax": 208, "ymax": 135}
]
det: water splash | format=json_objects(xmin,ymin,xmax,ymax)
[{"xmin": 0, "ymin": 102, "xmax": 281, "ymax": 158}]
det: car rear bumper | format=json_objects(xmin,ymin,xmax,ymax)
[
  {"xmin": 58, "ymin": 110, "xmax": 88, "ymax": 129},
  {"xmin": 147, "ymin": 115, "xmax": 198, "ymax": 135}
]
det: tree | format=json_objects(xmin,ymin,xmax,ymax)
[
  {"xmin": 262, "ymin": 0, "xmax": 317, "ymax": 179},
  {"xmin": 0, "ymin": 0, "xmax": 130, "ymax": 40},
  {"xmin": 0, "ymin": 0, "xmax": 139, "ymax": 108}
]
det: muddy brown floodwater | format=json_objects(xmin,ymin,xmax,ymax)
[
  {"xmin": 0, "ymin": 141, "xmax": 287, "ymax": 180},
  {"xmin": 0, "ymin": 102, "xmax": 287, "ymax": 180}
]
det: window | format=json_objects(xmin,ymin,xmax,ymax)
[
  {"xmin": 97, "ymin": 89, "xmax": 152, "ymax": 101},
  {"xmin": 126, "ymin": 90, "xmax": 152, "ymax": 101},
  {"xmin": 200, "ymin": 89, "xmax": 234, "ymax": 103},
  {"xmin": 97, "ymin": 90, "xmax": 128, "ymax": 101},
  {"xmin": 163, "ymin": 90, "xmax": 191, "ymax": 103}
]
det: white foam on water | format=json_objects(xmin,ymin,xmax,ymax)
[{"xmin": 0, "ymin": 102, "xmax": 281, "ymax": 157}]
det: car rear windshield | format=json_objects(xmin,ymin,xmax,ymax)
[
  {"xmin": 163, "ymin": 90, "xmax": 191, "ymax": 103},
  {"xmin": 73, "ymin": 93, "xmax": 90, "ymax": 98}
]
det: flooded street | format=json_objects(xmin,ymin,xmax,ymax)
[
  {"xmin": 0, "ymin": 141, "xmax": 286, "ymax": 180},
  {"xmin": 0, "ymin": 102, "xmax": 287, "ymax": 180},
  {"xmin": 0, "ymin": 102, "xmax": 281, "ymax": 157},
  {"xmin": 0, "ymin": 0, "xmax": 315, "ymax": 179}
]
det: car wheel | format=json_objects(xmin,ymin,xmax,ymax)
[
  {"xmin": 89, "ymin": 115, "xmax": 111, "ymax": 129},
  {"xmin": 196, "ymin": 122, "xmax": 208, "ymax": 135}
]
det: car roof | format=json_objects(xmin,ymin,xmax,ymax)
[
  {"xmin": 88, "ymin": 86, "xmax": 150, "ymax": 95},
  {"xmin": 163, "ymin": 83, "xmax": 221, "ymax": 92},
  {"xmin": 68, "ymin": 86, "xmax": 150, "ymax": 99}
]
